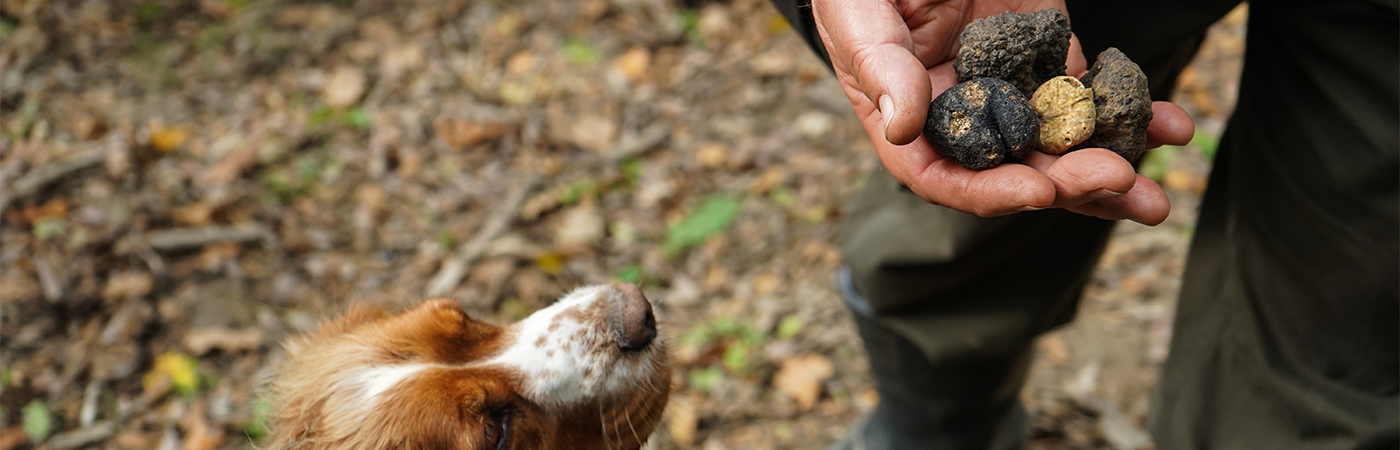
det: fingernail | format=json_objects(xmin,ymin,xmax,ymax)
[
  {"xmin": 1017, "ymin": 205, "xmax": 1047, "ymax": 212},
  {"xmin": 1089, "ymin": 188, "xmax": 1128, "ymax": 199},
  {"xmin": 878, "ymin": 94, "xmax": 894, "ymax": 136}
]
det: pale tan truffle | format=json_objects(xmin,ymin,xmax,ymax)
[{"xmin": 1030, "ymin": 76, "xmax": 1096, "ymax": 155}]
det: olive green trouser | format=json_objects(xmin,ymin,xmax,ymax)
[{"xmin": 772, "ymin": 0, "xmax": 1400, "ymax": 448}]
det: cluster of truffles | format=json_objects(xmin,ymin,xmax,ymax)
[{"xmin": 924, "ymin": 10, "xmax": 1154, "ymax": 170}]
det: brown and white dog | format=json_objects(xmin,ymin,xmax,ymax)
[{"xmin": 267, "ymin": 283, "xmax": 670, "ymax": 450}]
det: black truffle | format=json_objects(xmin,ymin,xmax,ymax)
[
  {"xmin": 925, "ymin": 78, "xmax": 1040, "ymax": 170},
  {"xmin": 954, "ymin": 9, "xmax": 1072, "ymax": 97},
  {"xmin": 1079, "ymin": 48, "xmax": 1153, "ymax": 162}
]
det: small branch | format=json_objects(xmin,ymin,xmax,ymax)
[
  {"xmin": 47, "ymin": 420, "xmax": 118, "ymax": 450},
  {"xmin": 606, "ymin": 123, "xmax": 670, "ymax": 162},
  {"xmin": 427, "ymin": 174, "xmax": 541, "ymax": 297},
  {"xmin": 0, "ymin": 151, "xmax": 103, "ymax": 217},
  {"xmin": 144, "ymin": 224, "xmax": 276, "ymax": 252}
]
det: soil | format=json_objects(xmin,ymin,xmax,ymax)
[{"xmin": 0, "ymin": 1, "xmax": 1245, "ymax": 449}]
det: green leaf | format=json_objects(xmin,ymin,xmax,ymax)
[
  {"xmin": 244, "ymin": 398, "xmax": 273, "ymax": 441},
  {"xmin": 32, "ymin": 217, "xmax": 66, "ymax": 242},
  {"xmin": 768, "ymin": 186, "xmax": 798, "ymax": 209},
  {"xmin": 614, "ymin": 264, "xmax": 645, "ymax": 285},
  {"xmin": 721, "ymin": 341, "xmax": 751, "ymax": 373},
  {"xmin": 678, "ymin": 326, "xmax": 714, "ymax": 350},
  {"xmin": 436, "ymin": 230, "xmax": 457, "ymax": 251},
  {"xmin": 687, "ymin": 366, "xmax": 723, "ymax": 393},
  {"xmin": 307, "ymin": 105, "xmax": 337, "ymax": 128},
  {"xmin": 136, "ymin": 0, "xmax": 164, "ymax": 27},
  {"xmin": 619, "ymin": 157, "xmax": 642, "ymax": 186},
  {"xmin": 562, "ymin": 38, "xmax": 602, "ymax": 66},
  {"xmin": 343, "ymin": 108, "xmax": 372, "ymax": 130},
  {"xmin": 775, "ymin": 315, "xmax": 804, "ymax": 339},
  {"xmin": 23, "ymin": 400, "xmax": 52, "ymax": 443},
  {"xmin": 675, "ymin": 9, "xmax": 703, "ymax": 46},
  {"xmin": 0, "ymin": 19, "xmax": 15, "ymax": 43},
  {"xmin": 1139, "ymin": 147, "xmax": 1176, "ymax": 183},
  {"xmin": 663, "ymin": 195, "xmax": 741, "ymax": 257},
  {"xmin": 560, "ymin": 178, "xmax": 599, "ymax": 206},
  {"xmin": 498, "ymin": 298, "xmax": 533, "ymax": 322},
  {"xmin": 1192, "ymin": 129, "xmax": 1220, "ymax": 160}
]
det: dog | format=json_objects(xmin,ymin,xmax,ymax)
[{"xmin": 266, "ymin": 283, "xmax": 671, "ymax": 450}]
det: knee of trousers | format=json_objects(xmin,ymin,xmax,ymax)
[{"xmin": 838, "ymin": 168, "xmax": 1117, "ymax": 361}]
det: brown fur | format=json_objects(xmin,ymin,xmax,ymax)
[{"xmin": 267, "ymin": 298, "xmax": 669, "ymax": 450}]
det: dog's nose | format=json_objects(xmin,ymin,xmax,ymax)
[{"xmin": 608, "ymin": 283, "xmax": 656, "ymax": 351}]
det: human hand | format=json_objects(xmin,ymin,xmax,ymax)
[{"xmin": 811, "ymin": 0, "xmax": 1194, "ymax": 225}]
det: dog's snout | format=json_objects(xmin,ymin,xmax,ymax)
[{"xmin": 608, "ymin": 283, "xmax": 656, "ymax": 351}]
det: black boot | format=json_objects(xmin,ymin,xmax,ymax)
[{"xmin": 828, "ymin": 269, "xmax": 1034, "ymax": 450}]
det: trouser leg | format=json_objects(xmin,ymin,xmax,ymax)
[
  {"xmin": 831, "ymin": 168, "xmax": 1117, "ymax": 450},
  {"xmin": 1149, "ymin": 1, "xmax": 1400, "ymax": 448}
]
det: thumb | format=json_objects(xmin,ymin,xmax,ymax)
[
  {"xmin": 855, "ymin": 43, "xmax": 933, "ymax": 145},
  {"xmin": 813, "ymin": 0, "xmax": 932, "ymax": 146}
]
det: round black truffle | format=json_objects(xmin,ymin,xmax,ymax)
[{"xmin": 924, "ymin": 78, "xmax": 1040, "ymax": 170}]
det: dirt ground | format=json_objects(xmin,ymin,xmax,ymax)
[{"xmin": 0, "ymin": 1, "xmax": 1244, "ymax": 449}]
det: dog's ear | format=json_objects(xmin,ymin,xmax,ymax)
[{"xmin": 365, "ymin": 299, "xmax": 506, "ymax": 364}]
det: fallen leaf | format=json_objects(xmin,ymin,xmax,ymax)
[
  {"xmin": 772, "ymin": 354, "xmax": 835, "ymax": 411},
  {"xmin": 694, "ymin": 143, "xmax": 729, "ymax": 169},
  {"xmin": 748, "ymin": 50, "xmax": 794, "ymax": 76},
  {"xmin": 20, "ymin": 198, "xmax": 68, "ymax": 225},
  {"xmin": 0, "ymin": 271, "xmax": 40, "ymax": 304},
  {"xmin": 534, "ymin": 252, "xmax": 564, "ymax": 276},
  {"xmin": 172, "ymin": 203, "xmax": 214, "ymax": 227},
  {"xmin": 179, "ymin": 401, "xmax": 225, "ymax": 450},
  {"xmin": 183, "ymin": 327, "xmax": 264, "ymax": 355},
  {"xmin": 553, "ymin": 202, "xmax": 605, "ymax": 250},
  {"xmin": 101, "ymin": 271, "xmax": 154, "ymax": 302},
  {"xmin": 748, "ymin": 167, "xmax": 786, "ymax": 195},
  {"xmin": 323, "ymin": 66, "xmax": 367, "ymax": 108},
  {"xmin": 0, "ymin": 425, "xmax": 26, "ymax": 450},
  {"xmin": 613, "ymin": 47, "xmax": 650, "ymax": 81},
  {"xmin": 149, "ymin": 126, "xmax": 188, "ymax": 153},
  {"xmin": 199, "ymin": 142, "xmax": 258, "ymax": 186},
  {"xmin": 434, "ymin": 117, "xmax": 508, "ymax": 151},
  {"xmin": 380, "ymin": 44, "xmax": 424, "ymax": 80},
  {"xmin": 568, "ymin": 115, "xmax": 617, "ymax": 153},
  {"xmin": 795, "ymin": 111, "xmax": 835, "ymax": 138},
  {"xmin": 144, "ymin": 352, "xmax": 203, "ymax": 397}
]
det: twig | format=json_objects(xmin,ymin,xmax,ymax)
[
  {"xmin": 47, "ymin": 420, "xmax": 118, "ymax": 450},
  {"xmin": 0, "ymin": 151, "xmax": 103, "ymax": 217},
  {"xmin": 427, "ymin": 174, "xmax": 541, "ymax": 297},
  {"xmin": 145, "ymin": 224, "xmax": 276, "ymax": 252},
  {"xmin": 606, "ymin": 123, "xmax": 670, "ymax": 162},
  {"xmin": 33, "ymin": 258, "xmax": 63, "ymax": 302}
]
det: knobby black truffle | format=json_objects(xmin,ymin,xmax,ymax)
[
  {"xmin": 954, "ymin": 9, "xmax": 1072, "ymax": 97},
  {"xmin": 924, "ymin": 78, "xmax": 1039, "ymax": 170},
  {"xmin": 1078, "ymin": 48, "xmax": 1154, "ymax": 162}
]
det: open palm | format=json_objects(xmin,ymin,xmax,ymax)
[{"xmin": 812, "ymin": 0, "xmax": 1193, "ymax": 224}]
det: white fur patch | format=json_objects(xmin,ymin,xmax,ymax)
[
  {"xmin": 484, "ymin": 286, "xmax": 660, "ymax": 408},
  {"xmin": 353, "ymin": 363, "xmax": 432, "ymax": 402},
  {"xmin": 341, "ymin": 285, "xmax": 661, "ymax": 410}
]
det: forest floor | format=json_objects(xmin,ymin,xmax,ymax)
[{"xmin": 0, "ymin": 0, "xmax": 1243, "ymax": 448}]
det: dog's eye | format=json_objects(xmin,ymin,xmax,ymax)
[{"xmin": 483, "ymin": 405, "xmax": 513, "ymax": 450}]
